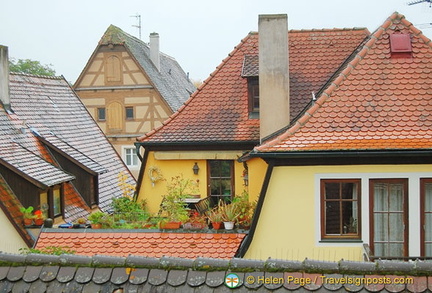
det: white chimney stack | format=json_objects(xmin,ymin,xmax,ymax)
[
  {"xmin": 149, "ymin": 32, "xmax": 160, "ymax": 72},
  {"xmin": 0, "ymin": 45, "xmax": 10, "ymax": 111},
  {"xmin": 258, "ymin": 14, "xmax": 290, "ymax": 141}
]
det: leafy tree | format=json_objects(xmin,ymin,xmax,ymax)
[{"xmin": 9, "ymin": 58, "xmax": 56, "ymax": 76}]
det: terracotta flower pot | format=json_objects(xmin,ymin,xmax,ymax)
[
  {"xmin": 211, "ymin": 222, "xmax": 223, "ymax": 230},
  {"xmin": 23, "ymin": 218, "xmax": 33, "ymax": 226},
  {"xmin": 34, "ymin": 218, "xmax": 44, "ymax": 226},
  {"xmin": 91, "ymin": 223, "xmax": 102, "ymax": 229}
]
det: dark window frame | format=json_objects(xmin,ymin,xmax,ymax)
[
  {"xmin": 421, "ymin": 178, "xmax": 432, "ymax": 256},
  {"xmin": 125, "ymin": 106, "xmax": 134, "ymax": 120},
  {"xmin": 97, "ymin": 108, "xmax": 106, "ymax": 121},
  {"xmin": 247, "ymin": 77, "xmax": 259, "ymax": 114},
  {"xmin": 320, "ymin": 179, "xmax": 361, "ymax": 240},
  {"xmin": 369, "ymin": 178, "xmax": 409, "ymax": 258},
  {"xmin": 207, "ymin": 160, "xmax": 234, "ymax": 202}
]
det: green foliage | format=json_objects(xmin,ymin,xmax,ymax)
[
  {"xmin": 88, "ymin": 211, "xmax": 105, "ymax": 224},
  {"xmin": 111, "ymin": 197, "xmax": 149, "ymax": 223},
  {"xmin": 165, "ymin": 174, "xmax": 199, "ymax": 197},
  {"xmin": 19, "ymin": 246, "xmax": 75, "ymax": 255},
  {"xmin": 9, "ymin": 58, "xmax": 56, "ymax": 76},
  {"xmin": 19, "ymin": 206, "xmax": 34, "ymax": 219},
  {"xmin": 158, "ymin": 175, "xmax": 195, "ymax": 222}
]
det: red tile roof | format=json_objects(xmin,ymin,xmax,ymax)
[
  {"xmin": 139, "ymin": 28, "xmax": 369, "ymax": 144},
  {"xmin": 256, "ymin": 13, "xmax": 432, "ymax": 153},
  {"xmin": 35, "ymin": 230, "xmax": 246, "ymax": 259}
]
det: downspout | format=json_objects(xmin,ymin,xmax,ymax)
[{"xmin": 235, "ymin": 161, "xmax": 275, "ymax": 258}]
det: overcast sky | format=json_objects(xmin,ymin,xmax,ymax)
[{"xmin": 1, "ymin": 0, "xmax": 431, "ymax": 83}]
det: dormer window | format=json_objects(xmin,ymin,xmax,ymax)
[
  {"xmin": 241, "ymin": 55, "xmax": 260, "ymax": 118},
  {"xmin": 389, "ymin": 32, "xmax": 412, "ymax": 58},
  {"xmin": 248, "ymin": 77, "xmax": 259, "ymax": 115}
]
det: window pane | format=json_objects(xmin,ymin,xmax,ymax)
[
  {"xmin": 389, "ymin": 213, "xmax": 404, "ymax": 241},
  {"xmin": 374, "ymin": 213, "xmax": 388, "ymax": 241},
  {"xmin": 98, "ymin": 108, "xmax": 106, "ymax": 120},
  {"xmin": 374, "ymin": 243, "xmax": 385, "ymax": 257},
  {"xmin": 426, "ymin": 243, "xmax": 432, "ymax": 256},
  {"xmin": 426, "ymin": 214, "xmax": 432, "ymax": 242},
  {"xmin": 209, "ymin": 161, "xmax": 220, "ymax": 177},
  {"xmin": 342, "ymin": 201, "xmax": 357, "ymax": 233},
  {"xmin": 388, "ymin": 243, "xmax": 404, "ymax": 257},
  {"xmin": 325, "ymin": 201, "xmax": 340, "ymax": 234},
  {"xmin": 210, "ymin": 179, "xmax": 222, "ymax": 195},
  {"xmin": 342, "ymin": 183, "xmax": 356, "ymax": 199},
  {"xmin": 374, "ymin": 183, "xmax": 388, "ymax": 212},
  {"xmin": 389, "ymin": 184, "xmax": 403, "ymax": 211},
  {"xmin": 126, "ymin": 107, "xmax": 134, "ymax": 119},
  {"xmin": 325, "ymin": 183, "xmax": 339, "ymax": 199},
  {"xmin": 425, "ymin": 183, "xmax": 432, "ymax": 212},
  {"xmin": 220, "ymin": 161, "xmax": 231, "ymax": 177},
  {"xmin": 53, "ymin": 189, "xmax": 61, "ymax": 216}
]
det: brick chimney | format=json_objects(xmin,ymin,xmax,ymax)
[
  {"xmin": 0, "ymin": 45, "xmax": 10, "ymax": 111},
  {"xmin": 149, "ymin": 32, "xmax": 160, "ymax": 71},
  {"xmin": 258, "ymin": 14, "xmax": 290, "ymax": 141}
]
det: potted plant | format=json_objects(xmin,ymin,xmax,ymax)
[
  {"xmin": 206, "ymin": 207, "xmax": 224, "ymax": 230},
  {"xmin": 220, "ymin": 201, "xmax": 240, "ymax": 230},
  {"xmin": 184, "ymin": 211, "xmax": 208, "ymax": 230},
  {"xmin": 20, "ymin": 206, "xmax": 34, "ymax": 226},
  {"xmin": 33, "ymin": 210, "xmax": 45, "ymax": 226},
  {"xmin": 88, "ymin": 211, "xmax": 105, "ymax": 229},
  {"xmin": 158, "ymin": 175, "xmax": 192, "ymax": 229}
]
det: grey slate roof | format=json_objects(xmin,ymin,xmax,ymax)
[
  {"xmin": 8, "ymin": 73, "xmax": 135, "ymax": 210},
  {"xmin": 98, "ymin": 25, "xmax": 196, "ymax": 111},
  {"xmin": 0, "ymin": 252, "xmax": 431, "ymax": 292},
  {"xmin": 0, "ymin": 109, "xmax": 74, "ymax": 188}
]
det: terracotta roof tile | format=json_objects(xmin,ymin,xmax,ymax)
[
  {"xmin": 35, "ymin": 230, "xmax": 246, "ymax": 259},
  {"xmin": 256, "ymin": 12, "xmax": 432, "ymax": 153},
  {"xmin": 139, "ymin": 28, "xmax": 369, "ymax": 144}
]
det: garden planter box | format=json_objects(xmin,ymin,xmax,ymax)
[
  {"xmin": 183, "ymin": 222, "xmax": 207, "ymax": 230},
  {"xmin": 160, "ymin": 221, "xmax": 181, "ymax": 229}
]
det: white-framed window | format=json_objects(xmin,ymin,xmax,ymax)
[{"xmin": 123, "ymin": 147, "xmax": 138, "ymax": 167}]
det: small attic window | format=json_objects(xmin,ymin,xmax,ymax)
[{"xmin": 389, "ymin": 33, "xmax": 412, "ymax": 58}]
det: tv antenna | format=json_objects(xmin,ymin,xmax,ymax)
[
  {"xmin": 408, "ymin": 0, "xmax": 432, "ymax": 6},
  {"xmin": 131, "ymin": 13, "xmax": 142, "ymax": 39}
]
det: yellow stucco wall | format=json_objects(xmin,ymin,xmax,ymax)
[
  {"xmin": 244, "ymin": 164, "xmax": 432, "ymax": 261},
  {"xmin": 137, "ymin": 151, "xmax": 266, "ymax": 214},
  {"xmin": 0, "ymin": 209, "xmax": 28, "ymax": 253}
]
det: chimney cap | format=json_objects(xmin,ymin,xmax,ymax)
[{"xmin": 259, "ymin": 14, "xmax": 288, "ymax": 21}]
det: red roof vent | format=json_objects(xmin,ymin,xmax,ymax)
[{"xmin": 389, "ymin": 33, "xmax": 412, "ymax": 58}]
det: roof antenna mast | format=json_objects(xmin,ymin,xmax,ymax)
[
  {"xmin": 131, "ymin": 13, "xmax": 142, "ymax": 39},
  {"xmin": 407, "ymin": 0, "xmax": 432, "ymax": 6}
]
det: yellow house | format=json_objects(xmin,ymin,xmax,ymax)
[
  {"xmin": 74, "ymin": 25, "xmax": 195, "ymax": 178},
  {"xmin": 135, "ymin": 15, "xmax": 369, "ymax": 215},
  {"xmin": 239, "ymin": 12, "xmax": 432, "ymax": 262}
]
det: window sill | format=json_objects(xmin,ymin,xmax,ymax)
[{"xmin": 319, "ymin": 239, "xmax": 363, "ymax": 243}]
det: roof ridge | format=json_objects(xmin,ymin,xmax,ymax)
[
  {"xmin": 137, "ymin": 33, "xmax": 255, "ymax": 142},
  {"xmin": 10, "ymin": 72, "xmax": 63, "ymax": 80},
  {"xmin": 1, "ymin": 251, "xmax": 432, "ymax": 274},
  {"xmin": 254, "ymin": 12, "xmax": 409, "ymax": 152}
]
